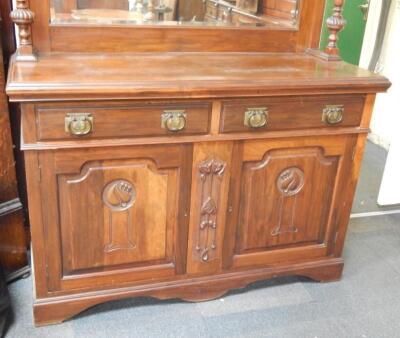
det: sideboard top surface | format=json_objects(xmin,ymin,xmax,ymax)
[{"xmin": 6, "ymin": 52, "xmax": 391, "ymax": 102}]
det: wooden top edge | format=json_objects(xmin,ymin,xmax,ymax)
[{"xmin": 6, "ymin": 52, "xmax": 391, "ymax": 102}]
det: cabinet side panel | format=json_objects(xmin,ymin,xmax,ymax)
[{"xmin": 24, "ymin": 151, "xmax": 48, "ymax": 297}]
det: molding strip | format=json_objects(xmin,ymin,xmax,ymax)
[{"xmin": 0, "ymin": 198, "xmax": 23, "ymax": 217}]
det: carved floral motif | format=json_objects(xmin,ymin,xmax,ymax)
[
  {"xmin": 102, "ymin": 179, "xmax": 137, "ymax": 252},
  {"xmin": 277, "ymin": 167, "xmax": 305, "ymax": 197},
  {"xmin": 271, "ymin": 167, "xmax": 305, "ymax": 236},
  {"xmin": 103, "ymin": 179, "xmax": 136, "ymax": 211},
  {"xmin": 196, "ymin": 158, "xmax": 226, "ymax": 262}
]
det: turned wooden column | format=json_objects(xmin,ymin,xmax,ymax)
[
  {"xmin": 306, "ymin": 0, "xmax": 346, "ymax": 61},
  {"xmin": 10, "ymin": 0, "xmax": 37, "ymax": 61},
  {"xmin": 324, "ymin": 0, "xmax": 347, "ymax": 59}
]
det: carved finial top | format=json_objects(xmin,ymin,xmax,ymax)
[
  {"xmin": 10, "ymin": 0, "xmax": 37, "ymax": 61},
  {"xmin": 10, "ymin": 0, "xmax": 35, "ymax": 26},
  {"xmin": 324, "ymin": 0, "xmax": 347, "ymax": 59}
]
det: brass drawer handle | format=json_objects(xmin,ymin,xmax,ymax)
[
  {"xmin": 322, "ymin": 105, "xmax": 344, "ymax": 125},
  {"xmin": 65, "ymin": 113, "xmax": 93, "ymax": 136},
  {"xmin": 244, "ymin": 107, "xmax": 268, "ymax": 129},
  {"xmin": 161, "ymin": 110, "xmax": 187, "ymax": 132}
]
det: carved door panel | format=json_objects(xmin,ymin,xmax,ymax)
[
  {"xmin": 223, "ymin": 135, "xmax": 356, "ymax": 269},
  {"xmin": 39, "ymin": 144, "xmax": 192, "ymax": 293}
]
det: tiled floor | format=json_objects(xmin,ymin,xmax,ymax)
[{"xmin": 5, "ymin": 141, "xmax": 400, "ymax": 338}]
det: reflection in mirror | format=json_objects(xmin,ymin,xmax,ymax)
[{"xmin": 50, "ymin": 0, "xmax": 300, "ymax": 28}]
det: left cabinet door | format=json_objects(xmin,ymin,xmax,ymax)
[{"xmin": 36, "ymin": 144, "xmax": 192, "ymax": 294}]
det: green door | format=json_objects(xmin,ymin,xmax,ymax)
[{"xmin": 320, "ymin": 0, "xmax": 369, "ymax": 65}]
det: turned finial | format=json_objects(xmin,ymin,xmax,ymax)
[
  {"xmin": 10, "ymin": 0, "xmax": 37, "ymax": 61},
  {"xmin": 324, "ymin": 0, "xmax": 346, "ymax": 59}
]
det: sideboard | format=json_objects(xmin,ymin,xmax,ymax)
[{"xmin": 6, "ymin": 0, "xmax": 390, "ymax": 326}]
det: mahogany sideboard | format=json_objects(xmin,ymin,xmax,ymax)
[{"xmin": 6, "ymin": 0, "xmax": 390, "ymax": 326}]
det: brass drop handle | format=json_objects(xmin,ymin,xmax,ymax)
[
  {"xmin": 244, "ymin": 107, "xmax": 268, "ymax": 129},
  {"xmin": 65, "ymin": 113, "xmax": 93, "ymax": 136},
  {"xmin": 322, "ymin": 105, "xmax": 344, "ymax": 125},
  {"xmin": 161, "ymin": 110, "xmax": 187, "ymax": 132}
]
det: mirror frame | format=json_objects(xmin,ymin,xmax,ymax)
[{"xmin": 29, "ymin": 0, "xmax": 326, "ymax": 53}]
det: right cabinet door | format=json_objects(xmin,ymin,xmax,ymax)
[{"xmin": 223, "ymin": 135, "xmax": 357, "ymax": 269}]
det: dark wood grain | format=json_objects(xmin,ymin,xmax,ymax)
[
  {"xmin": 6, "ymin": 53, "xmax": 390, "ymax": 102},
  {"xmin": 186, "ymin": 142, "xmax": 233, "ymax": 275},
  {"xmin": 220, "ymin": 95, "xmax": 366, "ymax": 133},
  {"xmin": 5, "ymin": 0, "xmax": 392, "ymax": 327},
  {"xmin": 0, "ymin": 0, "xmax": 16, "ymax": 64},
  {"xmin": 223, "ymin": 135, "xmax": 355, "ymax": 269},
  {"xmin": 0, "ymin": 201, "xmax": 26, "ymax": 275},
  {"xmin": 263, "ymin": 0, "xmax": 297, "ymax": 20},
  {"xmin": 28, "ymin": 0, "xmax": 323, "ymax": 54},
  {"xmin": 33, "ymin": 257, "xmax": 344, "ymax": 326},
  {"xmin": 0, "ymin": 19, "xmax": 27, "ymax": 276},
  {"xmin": 36, "ymin": 101, "xmax": 211, "ymax": 140},
  {"xmin": 37, "ymin": 144, "xmax": 191, "ymax": 293}
]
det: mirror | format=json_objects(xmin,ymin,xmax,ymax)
[{"xmin": 50, "ymin": 0, "xmax": 300, "ymax": 28}]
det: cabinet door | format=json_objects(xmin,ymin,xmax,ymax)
[
  {"xmin": 39, "ymin": 144, "xmax": 192, "ymax": 293},
  {"xmin": 223, "ymin": 135, "xmax": 356, "ymax": 269}
]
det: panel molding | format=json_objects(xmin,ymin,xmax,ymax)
[{"xmin": 237, "ymin": 146, "xmax": 339, "ymax": 253}]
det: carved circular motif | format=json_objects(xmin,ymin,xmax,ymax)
[
  {"xmin": 277, "ymin": 167, "xmax": 305, "ymax": 197},
  {"xmin": 102, "ymin": 179, "xmax": 136, "ymax": 211}
]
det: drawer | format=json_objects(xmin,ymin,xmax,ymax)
[
  {"xmin": 36, "ymin": 101, "xmax": 212, "ymax": 141},
  {"xmin": 219, "ymin": 95, "xmax": 365, "ymax": 133}
]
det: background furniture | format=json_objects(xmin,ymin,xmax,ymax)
[
  {"xmin": 6, "ymin": 0, "xmax": 390, "ymax": 326},
  {"xmin": 0, "ymin": 7, "xmax": 28, "ymax": 282}
]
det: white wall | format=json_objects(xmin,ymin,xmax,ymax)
[
  {"xmin": 359, "ymin": 0, "xmax": 400, "ymax": 150},
  {"xmin": 360, "ymin": 0, "xmax": 400, "ymax": 205}
]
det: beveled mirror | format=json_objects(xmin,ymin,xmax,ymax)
[{"xmin": 50, "ymin": 0, "xmax": 300, "ymax": 28}]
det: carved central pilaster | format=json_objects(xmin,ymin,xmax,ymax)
[{"xmin": 195, "ymin": 158, "xmax": 226, "ymax": 262}]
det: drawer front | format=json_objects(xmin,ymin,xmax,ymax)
[
  {"xmin": 36, "ymin": 102, "xmax": 211, "ymax": 141},
  {"xmin": 220, "ymin": 95, "xmax": 365, "ymax": 133}
]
